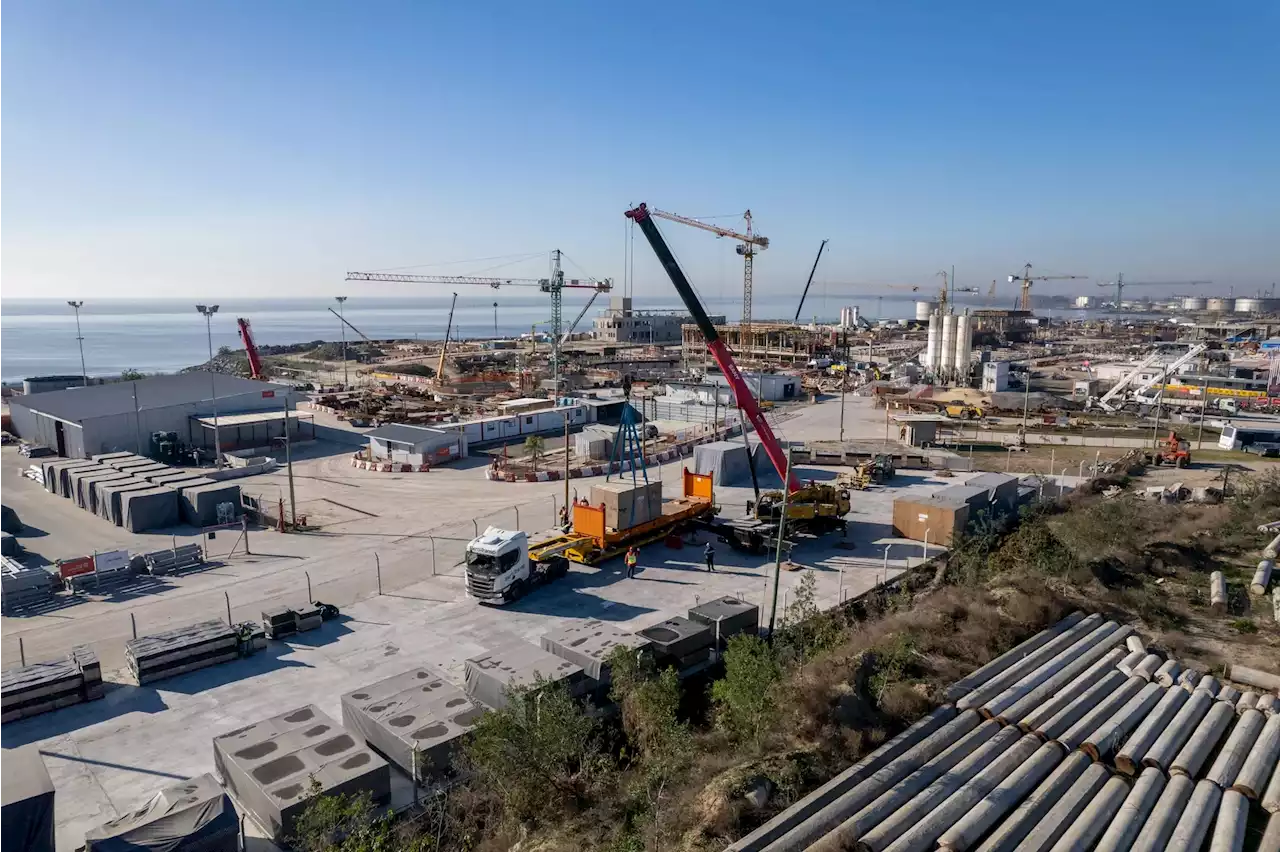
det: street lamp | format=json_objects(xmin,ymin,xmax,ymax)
[
  {"xmin": 67, "ymin": 301, "xmax": 87, "ymax": 386},
  {"xmin": 493, "ymin": 302, "xmax": 499, "ymax": 336},
  {"xmin": 195, "ymin": 305, "xmax": 223, "ymax": 468},
  {"xmin": 335, "ymin": 296, "xmax": 348, "ymax": 387}
]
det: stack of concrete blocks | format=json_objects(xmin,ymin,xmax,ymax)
[
  {"xmin": 213, "ymin": 705, "xmax": 390, "ymax": 841},
  {"xmin": 464, "ymin": 640, "xmax": 590, "ymax": 711},
  {"xmin": 694, "ymin": 440, "xmax": 751, "ymax": 486},
  {"xmin": 590, "ymin": 480, "xmax": 664, "ymax": 531},
  {"xmin": 261, "ymin": 605, "xmax": 321, "ymax": 640},
  {"xmin": 341, "ymin": 668, "xmax": 485, "ymax": 782},
  {"xmin": 126, "ymin": 619, "xmax": 241, "ymax": 685},
  {"xmin": 541, "ymin": 619, "xmax": 654, "ymax": 689},
  {"xmin": 137, "ymin": 543, "xmax": 204, "ymax": 576},
  {"xmin": 294, "ymin": 602, "xmax": 323, "ymax": 633},
  {"xmin": 688, "ymin": 596, "xmax": 759, "ymax": 647},
  {"xmin": 1, "ymin": 645, "xmax": 104, "ymax": 722},
  {"xmin": 1, "ymin": 558, "xmax": 55, "ymax": 613},
  {"xmin": 637, "ymin": 616, "xmax": 715, "ymax": 672}
]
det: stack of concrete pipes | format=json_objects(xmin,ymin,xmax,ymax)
[{"xmin": 726, "ymin": 611, "xmax": 1280, "ymax": 852}]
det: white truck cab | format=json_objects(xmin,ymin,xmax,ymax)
[{"xmin": 464, "ymin": 526, "xmax": 567, "ymax": 604}]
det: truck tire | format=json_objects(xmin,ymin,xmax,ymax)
[
  {"xmin": 1176, "ymin": 456, "xmax": 1189, "ymax": 468},
  {"xmin": 506, "ymin": 579, "xmax": 528, "ymax": 603}
]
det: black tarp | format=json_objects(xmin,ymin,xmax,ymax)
[
  {"xmin": 121, "ymin": 488, "xmax": 181, "ymax": 533},
  {"xmin": 1, "ymin": 745, "xmax": 55, "ymax": 852},
  {"xmin": 84, "ymin": 773, "xmax": 237, "ymax": 852}
]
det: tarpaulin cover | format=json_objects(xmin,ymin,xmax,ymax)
[
  {"xmin": 129, "ymin": 463, "xmax": 176, "ymax": 481},
  {"xmin": 177, "ymin": 482, "xmax": 242, "ymax": 527},
  {"xmin": 540, "ymin": 619, "xmax": 652, "ymax": 681},
  {"xmin": 121, "ymin": 487, "xmax": 181, "ymax": 533},
  {"xmin": 75, "ymin": 470, "xmax": 135, "ymax": 511},
  {"xmin": 97, "ymin": 479, "xmax": 156, "ymax": 525},
  {"xmin": 92, "ymin": 451, "xmax": 138, "ymax": 464},
  {"xmin": 341, "ymin": 668, "xmax": 484, "ymax": 779},
  {"xmin": 111, "ymin": 457, "xmax": 163, "ymax": 472},
  {"xmin": 464, "ymin": 641, "xmax": 587, "ymax": 710},
  {"xmin": 147, "ymin": 472, "xmax": 208, "ymax": 488},
  {"xmin": 693, "ymin": 441, "xmax": 751, "ymax": 486},
  {"xmin": 84, "ymin": 773, "xmax": 237, "ymax": 852},
  {"xmin": 213, "ymin": 704, "xmax": 389, "ymax": 841},
  {"xmin": 636, "ymin": 616, "xmax": 714, "ymax": 660},
  {"xmin": 64, "ymin": 465, "xmax": 109, "ymax": 506},
  {"xmin": 687, "ymin": 596, "xmax": 759, "ymax": 643},
  {"xmin": 1, "ymin": 745, "xmax": 55, "ymax": 852},
  {"xmin": 43, "ymin": 458, "xmax": 96, "ymax": 496}
]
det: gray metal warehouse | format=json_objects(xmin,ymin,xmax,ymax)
[{"xmin": 7, "ymin": 373, "xmax": 301, "ymax": 459}]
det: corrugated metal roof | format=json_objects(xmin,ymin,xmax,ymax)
[
  {"xmin": 10, "ymin": 373, "xmax": 291, "ymax": 424},
  {"xmin": 365, "ymin": 423, "xmax": 451, "ymax": 445}
]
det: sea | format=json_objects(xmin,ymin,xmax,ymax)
[{"xmin": 0, "ymin": 294, "xmax": 964, "ymax": 383}]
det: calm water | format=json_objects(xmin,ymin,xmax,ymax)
[{"xmin": 0, "ymin": 295, "xmax": 930, "ymax": 383}]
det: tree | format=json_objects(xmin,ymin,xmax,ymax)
[
  {"xmin": 776, "ymin": 570, "xmax": 842, "ymax": 664},
  {"xmin": 120, "ymin": 368, "xmax": 145, "ymax": 381},
  {"xmin": 290, "ymin": 780, "xmax": 432, "ymax": 852},
  {"xmin": 711, "ymin": 633, "xmax": 782, "ymax": 748},
  {"xmin": 524, "ymin": 435, "xmax": 546, "ymax": 472},
  {"xmin": 217, "ymin": 345, "xmax": 233, "ymax": 358}
]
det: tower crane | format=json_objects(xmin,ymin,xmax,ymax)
[
  {"xmin": 985, "ymin": 279, "xmax": 998, "ymax": 306},
  {"xmin": 1008, "ymin": 264, "xmax": 1087, "ymax": 311},
  {"xmin": 1099, "ymin": 274, "xmax": 1213, "ymax": 307},
  {"xmin": 935, "ymin": 270, "xmax": 979, "ymax": 314},
  {"xmin": 644, "ymin": 208, "xmax": 768, "ymax": 351},
  {"xmin": 346, "ymin": 250, "xmax": 611, "ymax": 390}
]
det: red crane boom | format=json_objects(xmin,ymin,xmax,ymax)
[
  {"xmin": 237, "ymin": 317, "xmax": 264, "ymax": 380},
  {"xmin": 625, "ymin": 203, "xmax": 801, "ymax": 493}
]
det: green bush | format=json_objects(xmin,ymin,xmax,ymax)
[
  {"xmin": 711, "ymin": 634, "xmax": 782, "ymax": 747},
  {"xmin": 290, "ymin": 780, "xmax": 432, "ymax": 852}
]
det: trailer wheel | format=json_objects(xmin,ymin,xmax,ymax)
[{"xmin": 1176, "ymin": 456, "xmax": 1189, "ymax": 468}]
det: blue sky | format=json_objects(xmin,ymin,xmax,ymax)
[{"xmin": 3, "ymin": 1, "xmax": 1278, "ymax": 304}]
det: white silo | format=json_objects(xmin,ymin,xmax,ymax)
[
  {"xmin": 938, "ymin": 313, "xmax": 956, "ymax": 375},
  {"xmin": 1206, "ymin": 297, "xmax": 1233, "ymax": 312},
  {"xmin": 1182, "ymin": 297, "xmax": 1207, "ymax": 311},
  {"xmin": 1235, "ymin": 298, "xmax": 1263, "ymax": 313},
  {"xmin": 955, "ymin": 313, "xmax": 972, "ymax": 381},
  {"xmin": 924, "ymin": 311, "xmax": 940, "ymax": 369},
  {"xmin": 916, "ymin": 300, "xmax": 938, "ymax": 322}
]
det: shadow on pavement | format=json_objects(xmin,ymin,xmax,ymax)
[{"xmin": 1, "ymin": 682, "xmax": 169, "ymax": 749}]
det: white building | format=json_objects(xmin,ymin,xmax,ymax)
[
  {"xmin": 592, "ymin": 296, "xmax": 724, "ymax": 344},
  {"xmin": 366, "ymin": 423, "xmax": 465, "ymax": 464},
  {"xmin": 981, "ymin": 361, "xmax": 1010, "ymax": 393}
]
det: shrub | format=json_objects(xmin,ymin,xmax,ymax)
[{"xmin": 711, "ymin": 634, "xmax": 782, "ymax": 747}]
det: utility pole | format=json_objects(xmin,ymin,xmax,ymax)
[
  {"xmin": 1021, "ymin": 363, "xmax": 1032, "ymax": 430},
  {"xmin": 284, "ymin": 396, "xmax": 297, "ymax": 528},
  {"xmin": 196, "ymin": 305, "xmax": 223, "ymax": 468},
  {"xmin": 1151, "ymin": 365, "xmax": 1169, "ymax": 449},
  {"xmin": 839, "ymin": 331, "xmax": 848, "ymax": 443},
  {"xmin": 493, "ymin": 301, "xmax": 499, "ymax": 336},
  {"xmin": 335, "ymin": 296, "xmax": 348, "ymax": 387},
  {"xmin": 563, "ymin": 409, "xmax": 571, "ymax": 519},
  {"xmin": 767, "ymin": 449, "xmax": 793, "ymax": 637},
  {"xmin": 1197, "ymin": 378, "xmax": 1210, "ymax": 449},
  {"xmin": 67, "ymin": 301, "xmax": 88, "ymax": 386}
]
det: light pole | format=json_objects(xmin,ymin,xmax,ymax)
[
  {"xmin": 335, "ymin": 296, "xmax": 348, "ymax": 387},
  {"xmin": 196, "ymin": 305, "xmax": 223, "ymax": 468},
  {"xmin": 493, "ymin": 302, "xmax": 499, "ymax": 336},
  {"xmin": 67, "ymin": 301, "xmax": 87, "ymax": 386}
]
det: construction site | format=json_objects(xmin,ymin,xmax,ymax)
[{"xmin": 3, "ymin": 204, "xmax": 1280, "ymax": 852}]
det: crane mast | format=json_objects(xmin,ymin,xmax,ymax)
[
  {"xmin": 626, "ymin": 203, "xmax": 800, "ymax": 492},
  {"xmin": 438, "ymin": 293, "xmax": 458, "ymax": 381},
  {"xmin": 1008, "ymin": 263, "xmax": 1087, "ymax": 311},
  {"xmin": 236, "ymin": 318, "xmax": 264, "ymax": 380}
]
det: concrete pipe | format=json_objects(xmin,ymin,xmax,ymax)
[
  {"xmin": 1082, "ymin": 681, "xmax": 1164, "ymax": 761},
  {"xmin": 1141, "ymin": 687, "xmax": 1215, "ymax": 772},
  {"xmin": 1131, "ymin": 653, "xmax": 1163, "ymax": 682},
  {"xmin": 1038, "ymin": 670, "xmax": 1129, "ymax": 742},
  {"xmin": 759, "ymin": 710, "xmax": 981, "ymax": 851},
  {"xmin": 807, "ymin": 720, "xmax": 1002, "ymax": 852},
  {"xmin": 998, "ymin": 628, "xmax": 1136, "ymax": 726},
  {"xmin": 1117, "ymin": 650, "xmax": 1145, "ymax": 676},
  {"xmin": 1045, "ymin": 773, "xmax": 1129, "ymax": 852},
  {"xmin": 1171, "ymin": 700, "xmax": 1236, "ymax": 779},
  {"xmin": 1178, "ymin": 669, "xmax": 1202, "ymax": 692},
  {"xmin": 981, "ymin": 621, "xmax": 1124, "ymax": 721},
  {"xmin": 1154, "ymin": 659, "xmax": 1182, "ymax": 688},
  {"xmin": 1253, "ymin": 560, "xmax": 1275, "ymax": 596},
  {"xmin": 1129, "ymin": 773, "xmax": 1195, "ymax": 852},
  {"xmin": 1227, "ymin": 665, "xmax": 1280, "ymax": 692},
  {"xmin": 1262, "ymin": 812, "xmax": 1280, "ymax": 852},
  {"xmin": 1115, "ymin": 685, "xmax": 1190, "ymax": 774},
  {"xmin": 944, "ymin": 612, "xmax": 1088, "ymax": 703},
  {"xmin": 1264, "ymin": 532, "xmax": 1280, "ymax": 560},
  {"xmin": 729, "ymin": 704, "xmax": 958, "ymax": 852},
  {"xmin": 1236, "ymin": 691, "xmax": 1259, "ymax": 714},
  {"xmin": 956, "ymin": 614, "xmax": 1104, "ymax": 712},
  {"xmin": 1196, "ymin": 676, "xmax": 1222, "ymax": 697},
  {"xmin": 1206, "ymin": 707, "xmax": 1266, "ymax": 788},
  {"xmin": 936, "ymin": 741, "xmax": 1064, "ymax": 851},
  {"xmin": 1258, "ymin": 693, "xmax": 1278, "ymax": 717},
  {"xmin": 1012, "ymin": 762, "xmax": 1111, "ymax": 852},
  {"xmin": 1217, "ymin": 685, "xmax": 1243, "ymax": 706},
  {"xmin": 1231, "ymin": 712, "xmax": 1280, "ymax": 799},
  {"xmin": 1125, "ymin": 634, "xmax": 1146, "ymax": 655},
  {"xmin": 864, "ymin": 731, "xmax": 1041, "ymax": 852},
  {"xmin": 1164, "ymin": 779, "xmax": 1221, "ymax": 852},
  {"xmin": 1018, "ymin": 649, "xmax": 1124, "ymax": 733},
  {"xmin": 1056, "ymin": 676, "xmax": 1146, "ymax": 753},
  {"xmin": 1209, "ymin": 789, "xmax": 1248, "ymax": 852},
  {"xmin": 972, "ymin": 751, "xmax": 1092, "ymax": 852},
  {"xmin": 1275, "ymin": 585, "xmax": 1280, "ymax": 623},
  {"xmin": 1093, "ymin": 766, "xmax": 1166, "ymax": 852},
  {"xmin": 1211, "ymin": 571, "xmax": 1227, "ymax": 613},
  {"xmin": 1264, "ymin": 755, "xmax": 1280, "ymax": 813}
]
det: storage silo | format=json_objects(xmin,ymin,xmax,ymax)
[
  {"xmin": 1235, "ymin": 298, "xmax": 1264, "ymax": 313},
  {"xmin": 924, "ymin": 311, "xmax": 940, "ymax": 369},
  {"xmin": 1206, "ymin": 297, "xmax": 1233, "ymax": 312},
  {"xmin": 938, "ymin": 313, "xmax": 956, "ymax": 375},
  {"xmin": 915, "ymin": 301, "xmax": 938, "ymax": 322},
  {"xmin": 955, "ymin": 313, "xmax": 972, "ymax": 381},
  {"xmin": 1181, "ymin": 297, "xmax": 1207, "ymax": 311}
]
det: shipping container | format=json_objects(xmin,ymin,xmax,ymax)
[{"xmin": 891, "ymin": 496, "xmax": 969, "ymax": 545}]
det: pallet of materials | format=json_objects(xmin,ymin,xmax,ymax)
[
  {"xmin": 96, "ymin": 479, "xmax": 156, "ymax": 525},
  {"xmin": 126, "ymin": 619, "xmax": 240, "ymax": 685},
  {"xmin": 589, "ymin": 479, "xmax": 665, "ymax": 530},
  {"xmin": 213, "ymin": 704, "xmax": 390, "ymax": 841},
  {"xmin": 261, "ymin": 607, "xmax": 296, "ymax": 640},
  {"xmin": 64, "ymin": 464, "xmax": 110, "ymax": 505},
  {"xmin": 70, "ymin": 644, "xmax": 103, "ymax": 700},
  {"xmin": 541, "ymin": 619, "xmax": 653, "ymax": 683},
  {"xmin": 83, "ymin": 773, "xmax": 238, "ymax": 852},
  {"xmin": 1, "ymin": 745, "xmax": 55, "ymax": 852},
  {"xmin": 2, "ymin": 645, "xmax": 103, "ymax": 722},
  {"xmin": 42, "ymin": 458, "xmax": 96, "ymax": 496},
  {"xmin": 121, "ymin": 487, "xmax": 181, "ymax": 533},
  {"xmin": 1, "ymin": 559, "xmax": 56, "ymax": 613},
  {"xmin": 74, "ymin": 470, "xmax": 134, "ymax": 512},
  {"xmin": 294, "ymin": 602, "xmax": 323, "ymax": 632},
  {"xmin": 464, "ymin": 640, "xmax": 590, "ymax": 710},
  {"xmin": 65, "ymin": 550, "xmax": 135, "ymax": 594},
  {"xmin": 341, "ymin": 668, "xmax": 485, "ymax": 780},
  {"xmin": 637, "ymin": 616, "xmax": 715, "ymax": 671},
  {"xmin": 688, "ymin": 596, "xmax": 759, "ymax": 645},
  {"xmin": 178, "ymin": 481, "xmax": 242, "ymax": 527},
  {"xmin": 138, "ymin": 543, "xmax": 204, "ymax": 576}
]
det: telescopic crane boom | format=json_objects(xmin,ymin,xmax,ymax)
[
  {"xmin": 327, "ymin": 307, "xmax": 374, "ymax": 343},
  {"xmin": 793, "ymin": 239, "xmax": 829, "ymax": 322},
  {"xmin": 236, "ymin": 318, "xmax": 264, "ymax": 380},
  {"xmin": 626, "ymin": 203, "xmax": 801, "ymax": 493}
]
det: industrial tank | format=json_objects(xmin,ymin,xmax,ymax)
[
  {"xmin": 924, "ymin": 311, "xmax": 940, "ymax": 369},
  {"xmin": 1234, "ymin": 298, "xmax": 1279, "ymax": 313},
  {"xmin": 1181, "ymin": 297, "xmax": 1207, "ymax": 311},
  {"xmin": 915, "ymin": 301, "xmax": 938, "ymax": 322},
  {"xmin": 1206, "ymin": 298, "xmax": 1234, "ymax": 312},
  {"xmin": 938, "ymin": 313, "xmax": 956, "ymax": 374},
  {"xmin": 955, "ymin": 314, "xmax": 972, "ymax": 380}
]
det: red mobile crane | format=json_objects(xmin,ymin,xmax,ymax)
[
  {"xmin": 626, "ymin": 203, "xmax": 801, "ymax": 493},
  {"xmin": 237, "ymin": 318, "xmax": 264, "ymax": 380}
]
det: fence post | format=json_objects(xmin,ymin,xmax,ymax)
[
  {"xmin": 305, "ymin": 571, "xmax": 312, "ymax": 603},
  {"xmin": 514, "ymin": 505, "xmax": 520, "ymax": 529},
  {"xmin": 131, "ymin": 612, "xmax": 138, "ymax": 639},
  {"xmin": 375, "ymin": 553, "xmax": 382, "ymax": 595},
  {"xmin": 224, "ymin": 591, "xmax": 232, "ymax": 626},
  {"xmin": 472, "ymin": 519, "xmax": 479, "ymax": 538},
  {"xmin": 429, "ymin": 536, "xmax": 436, "ymax": 576},
  {"xmin": 19, "ymin": 637, "xmax": 25, "ymax": 667}
]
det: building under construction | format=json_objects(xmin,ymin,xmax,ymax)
[{"xmin": 679, "ymin": 322, "xmax": 844, "ymax": 364}]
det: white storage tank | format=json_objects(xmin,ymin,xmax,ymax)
[
  {"xmin": 938, "ymin": 313, "xmax": 956, "ymax": 374},
  {"xmin": 915, "ymin": 300, "xmax": 938, "ymax": 322},
  {"xmin": 924, "ymin": 311, "xmax": 940, "ymax": 369},
  {"xmin": 1207, "ymin": 297, "xmax": 1234, "ymax": 312},
  {"xmin": 1234, "ymin": 298, "xmax": 1278, "ymax": 313},
  {"xmin": 955, "ymin": 313, "xmax": 972, "ymax": 380},
  {"xmin": 1181, "ymin": 297, "xmax": 1207, "ymax": 311}
]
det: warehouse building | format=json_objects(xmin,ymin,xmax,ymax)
[
  {"xmin": 365, "ymin": 423, "xmax": 465, "ymax": 464},
  {"xmin": 7, "ymin": 373, "xmax": 301, "ymax": 459}
]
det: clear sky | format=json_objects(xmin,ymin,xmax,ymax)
[{"xmin": 3, "ymin": 1, "xmax": 1278, "ymax": 303}]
